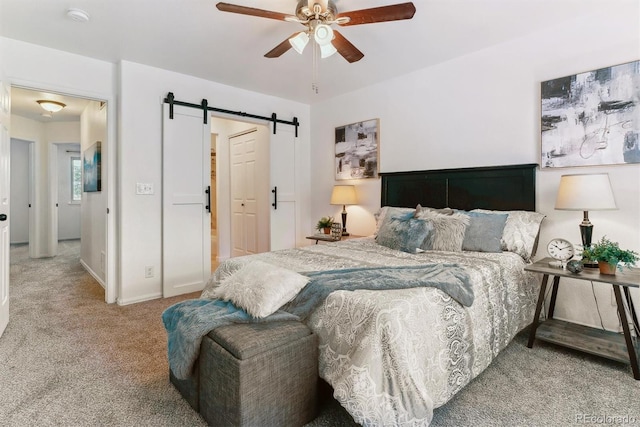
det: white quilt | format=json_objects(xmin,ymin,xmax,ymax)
[{"xmin": 200, "ymin": 238, "xmax": 539, "ymax": 426}]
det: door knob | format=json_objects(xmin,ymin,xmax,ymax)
[{"xmin": 0, "ymin": 214, "xmax": 7, "ymax": 221}]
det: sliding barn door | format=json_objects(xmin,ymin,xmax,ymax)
[
  {"xmin": 162, "ymin": 104, "xmax": 211, "ymax": 298},
  {"xmin": 269, "ymin": 125, "xmax": 297, "ymax": 251}
]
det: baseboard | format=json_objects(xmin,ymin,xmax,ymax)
[
  {"xmin": 117, "ymin": 292, "xmax": 162, "ymax": 306},
  {"xmin": 80, "ymin": 259, "xmax": 106, "ymax": 289}
]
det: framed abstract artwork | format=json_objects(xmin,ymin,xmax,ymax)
[
  {"xmin": 83, "ymin": 141, "xmax": 101, "ymax": 192},
  {"xmin": 335, "ymin": 119, "xmax": 379, "ymax": 180},
  {"xmin": 541, "ymin": 60, "xmax": 640, "ymax": 168}
]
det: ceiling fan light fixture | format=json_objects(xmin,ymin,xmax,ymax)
[
  {"xmin": 37, "ymin": 100, "xmax": 66, "ymax": 113},
  {"xmin": 289, "ymin": 32, "xmax": 310, "ymax": 54},
  {"xmin": 314, "ymin": 24, "xmax": 334, "ymax": 46}
]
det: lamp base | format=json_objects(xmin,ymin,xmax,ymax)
[
  {"xmin": 341, "ymin": 232, "xmax": 350, "ymax": 236},
  {"xmin": 582, "ymin": 260, "xmax": 599, "ymax": 269}
]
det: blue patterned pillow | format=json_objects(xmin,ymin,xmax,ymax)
[
  {"xmin": 375, "ymin": 213, "xmax": 433, "ymax": 253},
  {"xmin": 462, "ymin": 211, "xmax": 508, "ymax": 252}
]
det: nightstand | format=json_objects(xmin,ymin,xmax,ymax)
[
  {"xmin": 525, "ymin": 257, "xmax": 640, "ymax": 380},
  {"xmin": 305, "ymin": 234, "xmax": 363, "ymax": 244}
]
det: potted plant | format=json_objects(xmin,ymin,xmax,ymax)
[
  {"xmin": 581, "ymin": 236, "xmax": 639, "ymax": 275},
  {"xmin": 316, "ymin": 216, "xmax": 334, "ymax": 234}
]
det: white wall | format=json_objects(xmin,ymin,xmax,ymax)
[
  {"xmin": 117, "ymin": 60, "xmax": 311, "ymax": 305},
  {"xmin": 9, "ymin": 138, "xmax": 30, "ymax": 243},
  {"xmin": 56, "ymin": 143, "xmax": 80, "ymax": 240},
  {"xmin": 80, "ymin": 101, "xmax": 108, "ymax": 284},
  {"xmin": 310, "ymin": 5, "xmax": 640, "ymax": 332}
]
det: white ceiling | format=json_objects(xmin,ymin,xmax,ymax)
[{"xmin": 0, "ymin": 0, "xmax": 619, "ymax": 107}]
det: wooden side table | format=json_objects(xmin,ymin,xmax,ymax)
[
  {"xmin": 305, "ymin": 234, "xmax": 363, "ymax": 244},
  {"xmin": 525, "ymin": 257, "xmax": 640, "ymax": 380}
]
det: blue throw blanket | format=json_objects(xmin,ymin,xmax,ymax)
[{"xmin": 163, "ymin": 263, "xmax": 471, "ymax": 379}]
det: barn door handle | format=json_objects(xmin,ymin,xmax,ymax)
[
  {"xmin": 271, "ymin": 186, "xmax": 277, "ymax": 210},
  {"xmin": 0, "ymin": 214, "xmax": 6, "ymax": 221},
  {"xmin": 205, "ymin": 186, "xmax": 211, "ymax": 213}
]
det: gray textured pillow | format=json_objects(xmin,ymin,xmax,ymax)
[
  {"xmin": 212, "ymin": 260, "xmax": 309, "ymax": 318},
  {"xmin": 374, "ymin": 206, "xmax": 416, "ymax": 235},
  {"xmin": 462, "ymin": 211, "xmax": 508, "ymax": 252},
  {"xmin": 472, "ymin": 209, "xmax": 545, "ymax": 260},
  {"xmin": 415, "ymin": 210, "xmax": 470, "ymax": 252},
  {"xmin": 375, "ymin": 214, "xmax": 433, "ymax": 253}
]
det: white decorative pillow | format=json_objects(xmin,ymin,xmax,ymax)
[
  {"xmin": 211, "ymin": 260, "xmax": 309, "ymax": 318},
  {"xmin": 414, "ymin": 204, "xmax": 454, "ymax": 216},
  {"xmin": 415, "ymin": 210, "xmax": 469, "ymax": 252},
  {"xmin": 374, "ymin": 206, "xmax": 416, "ymax": 235},
  {"xmin": 472, "ymin": 209, "xmax": 545, "ymax": 261}
]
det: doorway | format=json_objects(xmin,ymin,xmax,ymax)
[
  {"xmin": 209, "ymin": 117, "xmax": 271, "ymax": 263},
  {"xmin": 9, "ymin": 138, "xmax": 34, "ymax": 254},
  {"xmin": 9, "ymin": 86, "xmax": 113, "ymax": 301}
]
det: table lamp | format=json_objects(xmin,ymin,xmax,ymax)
[
  {"xmin": 330, "ymin": 185, "xmax": 357, "ymax": 236},
  {"xmin": 554, "ymin": 173, "xmax": 617, "ymax": 266}
]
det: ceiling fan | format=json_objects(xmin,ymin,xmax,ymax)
[{"xmin": 216, "ymin": 1, "xmax": 416, "ymax": 63}]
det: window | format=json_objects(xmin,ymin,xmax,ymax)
[{"xmin": 71, "ymin": 156, "xmax": 82, "ymax": 202}]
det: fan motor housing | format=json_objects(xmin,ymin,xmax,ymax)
[{"xmin": 296, "ymin": 0, "xmax": 337, "ymax": 22}]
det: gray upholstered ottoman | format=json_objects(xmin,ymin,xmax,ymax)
[{"xmin": 198, "ymin": 320, "xmax": 318, "ymax": 427}]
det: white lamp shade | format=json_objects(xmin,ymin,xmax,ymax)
[
  {"xmin": 314, "ymin": 24, "xmax": 334, "ymax": 46},
  {"xmin": 319, "ymin": 43, "xmax": 337, "ymax": 58},
  {"xmin": 289, "ymin": 32, "xmax": 309, "ymax": 54},
  {"xmin": 555, "ymin": 173, "xmax": 617, "ymax": 211},
  {"xmin": 330, "ymin": 185, "xmax": 357, "ymax": 205}
]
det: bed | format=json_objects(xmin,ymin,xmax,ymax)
[{"xmin": 170, "ymin": 163, "xmax": 544, "ymax": 426}]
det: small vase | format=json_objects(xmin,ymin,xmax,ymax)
[
  {"xmin": 323, "ymin": 228, "xmax": 330, "ymax": 234},
  {"xmin": 598, "ymin": 262, "xmax": 617, "ymax": 275}
]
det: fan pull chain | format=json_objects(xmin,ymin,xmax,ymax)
[{"xmin": 312, "ymin": 41, "xmax": 319, "ymax": 94}]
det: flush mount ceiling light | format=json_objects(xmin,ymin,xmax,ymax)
[
  {"xmin": 37, "ymin": 100, "xmax": 66, "ymax": 113},
  {"xmin": 66, "ymin": 8, "xmax": 90, "ymax": 22}
]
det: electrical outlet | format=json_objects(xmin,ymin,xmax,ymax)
[
  {"xmin": 136, "ymin": 182, "xmax": 154, "ymax": 195},
  {"xmin": 145, "ymin": 266, "xmax": 154, "ymax": 278}
]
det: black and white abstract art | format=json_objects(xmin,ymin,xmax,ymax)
[
  {"xmin": 335, "ymin": 119, "xmax": 379, "ymax": 180},
  {"xmin": 541, "ymin": 60, "xmax": 640, "ymax": 168}
]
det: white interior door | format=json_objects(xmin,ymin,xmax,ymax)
[
  {"xmin": 0, "ymin": 81, "xmax": 11, "ymax": 338},
  {"xmin": 270, "ymin": 125, "xmax": 297, "ymax": 251},
  {"xmin": 230, "ymin": 129, "xmax": 270, "ymax": 257},
  {"xmin": 162, "ymin": 104, "xmax": 211, "ymax": 298}
]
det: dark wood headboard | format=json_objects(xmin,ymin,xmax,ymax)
[{"xmin": 381, "ymin": 164, "xmax": 537, "ymax": 211}]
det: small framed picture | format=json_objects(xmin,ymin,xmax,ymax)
[{"xmin": 330, "ymin": 222, "xmax": 342, "ymax": 240}]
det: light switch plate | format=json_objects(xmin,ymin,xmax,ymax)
[{"xmin": 136, "ymin": 182, "xmax": 154, "ymax": 195}]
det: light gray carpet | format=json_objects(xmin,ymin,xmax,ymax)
[{"xmin": 1, "ymin": 241, "xmax": 638, "ymax": 426}]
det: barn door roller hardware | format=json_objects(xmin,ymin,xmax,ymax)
[{"xmin": 164, "ymin": 92, "xmax": 299, "ymax": 137}]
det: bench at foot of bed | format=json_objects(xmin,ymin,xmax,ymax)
[{"xmin": 171, "ymin": 320, "xmax": 318, "ymax": 427}]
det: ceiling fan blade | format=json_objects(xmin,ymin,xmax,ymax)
[
  {"xmin": 216, "ymin": 2, "xmax": 292, "ymax": 21},
  {"xmin": 336, "ymin": 2, "xmax": 416, "ymax": 26},
  {"xmin": 264, "ymin": 34, "xmax": 298, "ymax": 58},
  {"xmin": 332, "ymin": 31, "xmax": 364, "ymax": 63}
]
